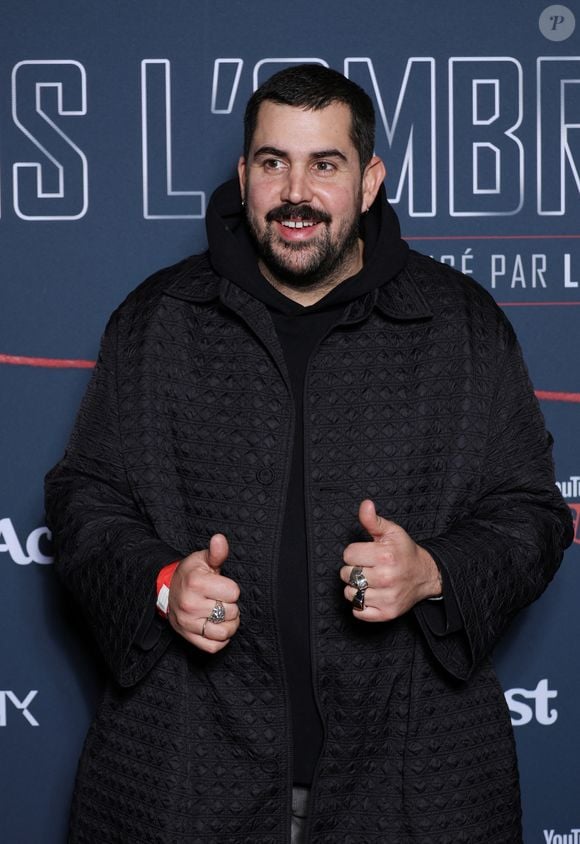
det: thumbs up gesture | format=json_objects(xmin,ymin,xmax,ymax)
[
  {"xmin": 168, "ymin": 533, "xmax": 241, "ymax": 653},
  {"xmin": 340, "ymin": 500, "xmax": 442, "ymax": 621}
]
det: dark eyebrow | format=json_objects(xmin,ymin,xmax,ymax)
[
  {"xmin": 253, "ymin": 146, "xmax": 287, "ymax": 159},
  {"xmin": 312, "ymin": 149, "xmax": 348, "ymax": 163},
  {"xmin": 252, "ymin": 146, "xmax": 348, "ymax": 163}
]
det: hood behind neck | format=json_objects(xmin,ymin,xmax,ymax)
[{"xmin": 205, "ymin": 178, "xmax": 409, "ymax": 315}]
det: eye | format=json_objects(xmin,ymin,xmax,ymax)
[
  {"xmin": 313, "ymin": 160, "xmax": 336, "ymax": 174},
  {"xmin": 263, "ymin": 158, "xmax": 285, "ymax": 171}
]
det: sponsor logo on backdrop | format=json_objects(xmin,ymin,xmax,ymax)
[
  {"xmin": 556, "ymin": 476, "xmax": 580, "ymax": 498},
  {"xmin": 0, "ymin": 518, "xmax": 53, "ymax": 565},
  {"xmin": 569, "ymin": 504, "xmax": 580, "ymax": 544},
  {"xmin": 543, "ymin": 830, "xmax": 580, "ymax": 844},
  {"xmin": 0, "ymin": 690, "xmax": 38, "ymax": 726},
  {"xmin": 555, "ymin": 478, "xmax": 580, "ymax": 544},
  {"xmin": 505, "ymin": 678, "xmax": 558, "ymax": 726}
]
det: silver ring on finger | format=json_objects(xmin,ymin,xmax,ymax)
[
  {"xmin": 352, "ymin": 588, "xmax": 366, "ymax": 611},
  {"xmin": 349, "ymin": 566, "xmax": 368, "ymax": 591},
  {"xmin": 201, "ymin": 619, "xmax": 209, "ymax": 637},
  {"xmin": 208, "ymin": 600, "xmax": 226, "ymax": 624}
]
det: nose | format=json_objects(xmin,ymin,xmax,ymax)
[{"xmin": 281, "ymin": 165, "xmax": 313, "ymax": 205}]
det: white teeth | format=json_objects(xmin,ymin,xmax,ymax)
[{"xmin": 281, "ymin": 220, "xmax": 316, "ymax": 229}]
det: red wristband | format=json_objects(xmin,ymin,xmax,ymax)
[{"xmin": 155, "ymin": 561, "xmax": 180, "ymax": 618}]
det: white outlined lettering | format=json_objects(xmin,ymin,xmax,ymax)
[
  {"xmin": 449, "ymin": 58, "xmax": 523, "ymax": 216},
  {"xmin": 11, "ymin": 60, "xmax": 88, "ymax": 220},
  {"xmin": 537, "ymin": 57, "xmax": 580, "ymax": 215},
  {"xmin": 346, "ymin": 57, "xmax": 436, "ymax": 217},
  {"xmin": 141, "ymin": 59, "xmax": 205, "ymax": 219}
]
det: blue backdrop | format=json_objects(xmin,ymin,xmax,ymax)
[{"xmin": 1, "ymin": 2, "xmax": 578, "ymax": 841}]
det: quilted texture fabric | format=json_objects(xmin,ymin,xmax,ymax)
[{"xmin": 45, "ymin": 250, "xmax": 572, "ymax": 843}]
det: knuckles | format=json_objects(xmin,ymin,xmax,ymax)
[
  {"xmin": 342, "ymin": 544, "xmax": 396, "ymax": 569},
  {"xmin": 199, "ymin": 637, "xmax": 230, "ymax": 654},
  {"xmin": 375, "ymin": 546, "xmax": 396, "ymax": 567},
  {"xmin": 173, "ymin": 594, "xmax": 200, "ymax": 615},
  {"xmin": 209, "ymin": 624, "xmax": 231, "ymax": 642},
  {"xmin": 174, "ymin": 570, "xmax": 241, "ymax": 605}
]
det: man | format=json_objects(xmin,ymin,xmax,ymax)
[{"xmin": 45, "ymin": 65, "xmax": 572, "ymax": 843}]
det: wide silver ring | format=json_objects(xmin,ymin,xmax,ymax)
[
  {"xmin": 352, "ymin": 589, "xmax": 366, "ymax": 611},
  {"xmin": 349, "ymin": 566, "xmax": 368, "ymax": 591},
  {"xmin": 208, "ymin": 600, "xmax": 226, "ymax": 624}
]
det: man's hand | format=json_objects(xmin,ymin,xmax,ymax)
[
  {"xmin": 168, "ymin": 534, "xmax": 240, "ymax": 653},
  {"xmin": 340, "ymin": 500, "xmax": 442, "ymax": 621}
]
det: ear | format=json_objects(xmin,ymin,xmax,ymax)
[
  {"xmin": 361, "ymin": 155, "xmax": 386, "ymax": 213},
  {"xmin": 237, "ymin": 156, "xmax": 246, "ymax": 202}
]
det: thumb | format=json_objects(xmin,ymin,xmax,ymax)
[
  {"xmin": 358, "ymin": 499, "xmax": 393, "ymax": 541},
  {"xmin": 207, "ymin": 533, "xmax": 229, "ymax": 570}
]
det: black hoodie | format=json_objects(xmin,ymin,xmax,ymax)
[{"xmin": 206, "ymin": 178, "xmax": 409, "ymax": 785}]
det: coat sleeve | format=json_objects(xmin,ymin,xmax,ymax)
[
  {"xmin": 413, "ymin": 324, "xmax": 573, "ymax": 681},
  {"xmin": 45, "ymin": 311, "xmax": 182, "ymax": 687}
]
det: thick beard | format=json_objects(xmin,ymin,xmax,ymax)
[{"xmin": 244, "ymin": 202, "xmax": 361, "ymax": 292}]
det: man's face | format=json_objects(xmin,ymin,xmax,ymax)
[{"xmin": 238, "ymin": 101, "xmax": 384, "ymax": 292}]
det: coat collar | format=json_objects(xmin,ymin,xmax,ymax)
[
  {"xmin": 163, "ymin": 251, "xmax": 433, "ymax": 322},
  {"xmin": 162, "ymin": 253, "xmax": 222, "ymax": 303},
  {"xmin": 375, "ymin": 263, "xmax": 433, "ymax": 321},
  {"xmin": 339, "ymin": 263, "xmax": 433, "ymax": 325}
]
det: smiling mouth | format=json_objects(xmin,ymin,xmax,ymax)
[
  {"xmin": 280, "ymin": 219, "xmax": 318, "ymax": 229},
  {"xmin": 266, "ymin": 204, "xmax": 331, "ymax": 229}
]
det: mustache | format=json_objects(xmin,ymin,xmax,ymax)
[{"xmin": 265, "ymin": 204, "xmax": 331, "ymax": 224}]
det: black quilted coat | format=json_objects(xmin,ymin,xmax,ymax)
[{"xmin": 46, "ymin": 201, "xmax": 572, "ymax": 843}]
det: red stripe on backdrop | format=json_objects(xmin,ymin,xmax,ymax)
[
  {"xmin": 404, "ymin": 234, "xmax": 580, "ymax": 241},
  {"xmin": 498, "ymin": 301, "xmax": 580, "ymax": 307},
  {"xmin": 0, "ymin": 354, "xmax": 95, "ymax": 369},
  {"xmin": 535, "ymin": 391, "xmax": 580, "ymax": 403}
]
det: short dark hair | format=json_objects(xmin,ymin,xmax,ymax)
[{"xmin": 243, "ymin": 64, "xmax": 376, "ymax": 170}]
